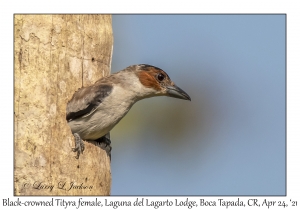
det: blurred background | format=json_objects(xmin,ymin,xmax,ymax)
[{"xmin": 110, "ymin": 15, "xmax": 285, "ymax": 195}]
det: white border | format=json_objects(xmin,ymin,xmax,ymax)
[{"xmin": 2, "ymin": 1, "xmax": 299, "ymax": 209}]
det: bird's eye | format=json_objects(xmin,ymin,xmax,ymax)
[{"xmin": 157, "ymin": 73, "xmax": 165, "ymax": 81}]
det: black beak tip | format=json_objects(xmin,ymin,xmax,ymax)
[
  {"xmin": 167, "ymin": 85, "xmax": 191, "ymax": 101},
  {"xmin": 181, "ymin": 92, "xmax": 191, "ymax": 101},
  {"xmin": 186, "ymin": 95, "xmax": 191, "ymax": 101}
]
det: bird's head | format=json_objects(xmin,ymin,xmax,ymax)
[{"xmin": 132, "ymin": 64, "xmax": 191, "ymax": 101}]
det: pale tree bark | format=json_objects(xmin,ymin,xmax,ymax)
[{"xmin": 14, "ymin": 15, "xmax": 113, "ymax": 195}]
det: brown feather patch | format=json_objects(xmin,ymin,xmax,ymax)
[{"xmin": 138, "ymin": 70, "xmax": 161, "ymax": 91}]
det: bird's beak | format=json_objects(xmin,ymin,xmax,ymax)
[{"xmin": 166, "ymin": 84, "xmax": 191, "ymax": 101}]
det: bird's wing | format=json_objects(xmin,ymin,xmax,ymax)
[{"xmin": 66, "ymin": 84, "xmax": 113, "ymax": 122}]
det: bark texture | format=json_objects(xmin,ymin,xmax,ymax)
[{"xmin": 14, "ymin": 14, "xmax": 113, "ymax": 195}]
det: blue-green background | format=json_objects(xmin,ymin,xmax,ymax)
[{"xmin": 110, "ymin": 15, "xmax": 285, "ymax": 195}]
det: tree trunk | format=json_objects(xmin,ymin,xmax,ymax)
[{"xmin": 14, "ymin": 14, "xmax": 113, "ymax": 195}]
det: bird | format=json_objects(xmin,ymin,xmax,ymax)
[{"xmin": 66, "ymin": 64, "xmax": 191, "ymax": 159}]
